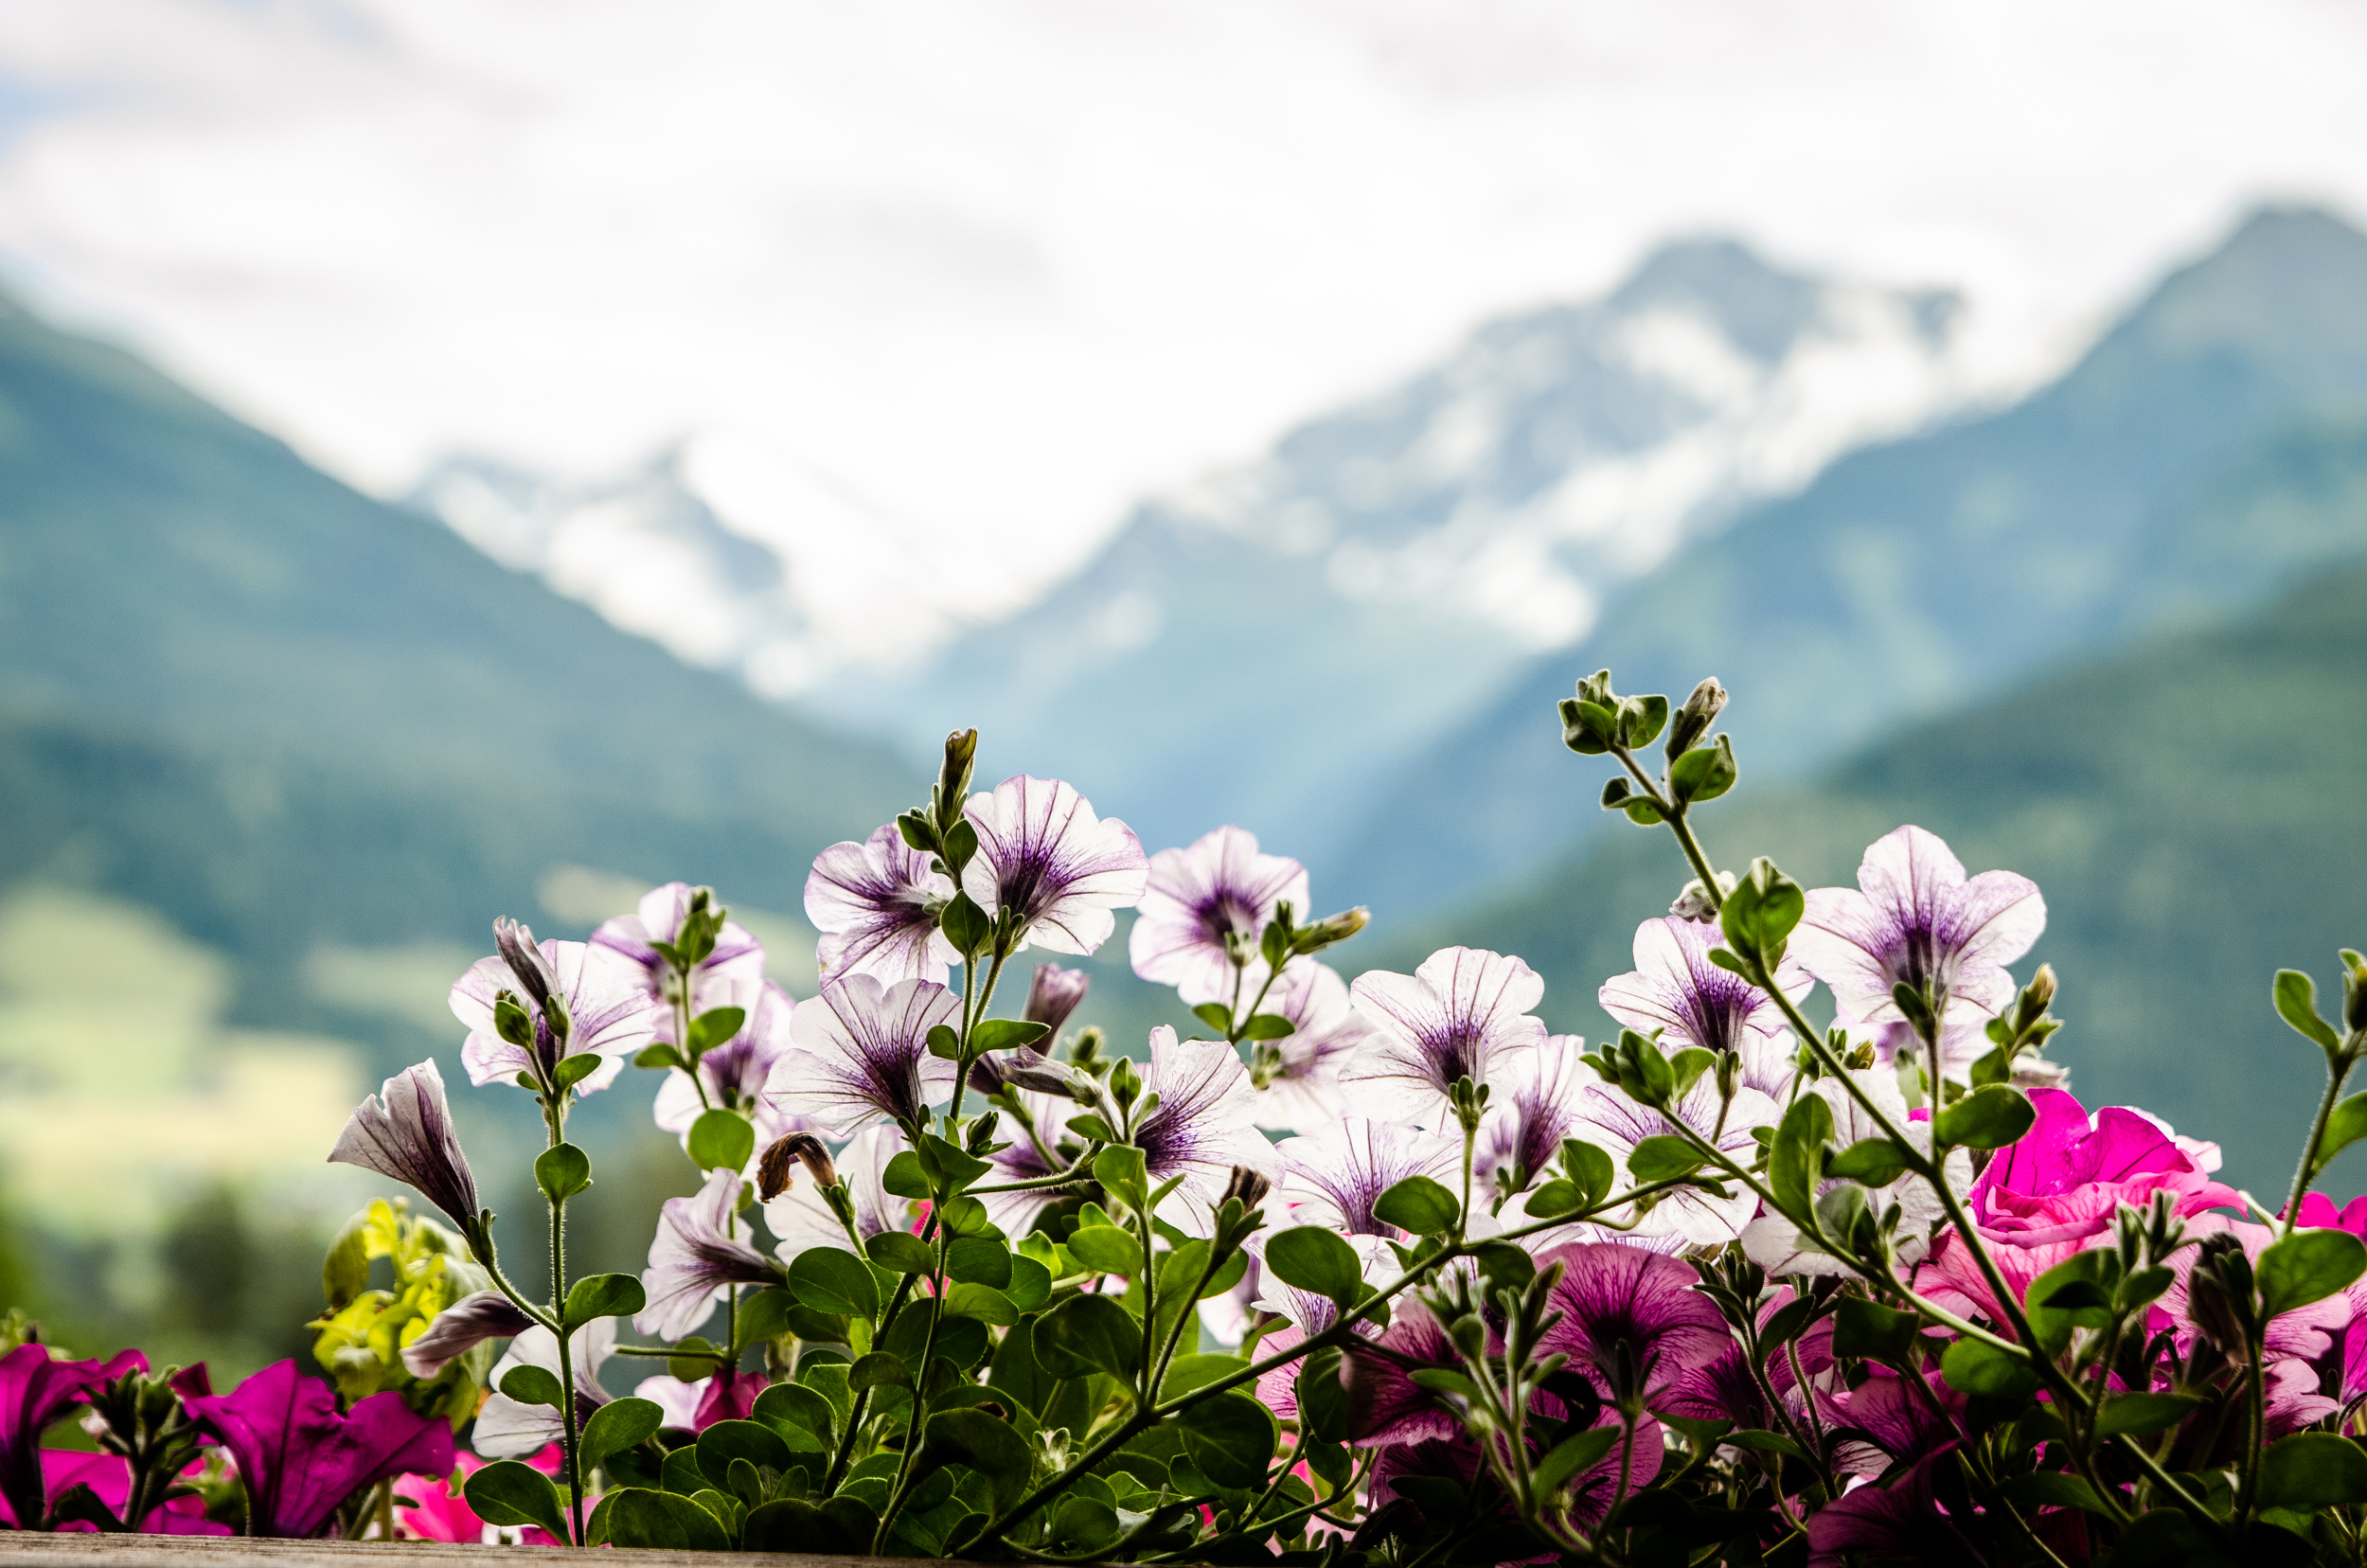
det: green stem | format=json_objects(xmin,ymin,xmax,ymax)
[{"xmin": 2279, "ymin": 1033, "xmax": 2362, "ymax": 1236}]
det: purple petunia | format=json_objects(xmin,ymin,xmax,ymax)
[
  {"xmin": 805, "ymin": 826, "xmax": 959, "ymax": 985},
  {"xmin": 1273, "ymin": 1117, "xmax": 1459, "ymax": 1238},
  {"xmin": 327, "ymin": 1060, "xmax": 482, "ymax": 1233},
  {"xmin": 1128, "ymin": 1028, "xmax": 1272, "ymax": 1237},
  {"xmin": 1599, "ymin": 916, "xmax": 1809, "ymax": 1091},
  {"xmin": 182, "ymin": 1360, "xmax": 454, "ymax": 1539},
  {"xmin": 636, "ymin": 1168, "xmax": 785, "ymax": 1341},
  {"xmin": 1021, "ymin": 963, "xmax": 1092, "ymax": 1037},
  {"xmin": 1740, "ymin": 1069, "xmax": 1967, "ymax": 1277},
  {"xmin": 1532, "ymin": 1240, "xmax": 1732, "ymax": 1407},
  {"xmin": 762, "ymin": 973, "xmax": 961, "ymax": 1137},
  {"xmin": 0, "ymin": 1344, "xmax": 148, "ymax": 1531},
  {"xmin": 1129, "ymin": 826, "xmax": 1309, "ymax": 1006},
  {"xmin": 1791, "ymin": 825, "xmax": 2046, "ymax": 1028},
  {"xmin": 1246, "ymin": 961, "xmax": 1377, "ymax": 1133},
  {"xmin": 960, "ymin": 776, "xmax": 1148, "ymax": 956},
  {"xmin": 592, "ymin": 882, "xmax": 767, "ymax": 1025},
  {"xmin": 398, "ymin": 1291, "xmax": 535, "ymax": 1380},
  {"xmin": 451, "ymin": 924, "xmax": 662, "ymax": 1096},
  {"xmin": 1472, "ymin": 1033, "xmax": 1593, "ymax": 1208},
  {"xmin": 1342, "ymin": 947, "xmax": 1548, "ymax": 1129}
]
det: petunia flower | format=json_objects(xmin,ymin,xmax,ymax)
[
  {"xmin": 0, "ymin": 1344, "xmax": 148, "ymax": 1531},
  {"xmin": 392, "ymin": 1451, "xmax": 493, "ymax": 1543},
  {"xmin": 1342, "ymin": 947, "xmax": 1549, "ymax": 1129},
  {"xmin": 1599, "ymin": 917, "xmax": 1810, "ymax": 1097},
  {"xmin": 398, "ymin": 1291, "xmax": 535, "ymax": 1380},
  {"xmin": 1128, "ymin": 1028, "xmax": 1273, "ymax": 1238},
  {"xmin": 1, "ymin": 1450, "xmax": 228, "ymax": 1535},
  {"xmin": 1791, "ymin": 825, "xmax": 2046, "ymax": 1029},
  {"xmin": 1866, "ymin": 1018, "xmax": 1990, "ymax": 1086},
  {"xmin": 1741, "ymin": 1069, "xmax": 1968, "ymax": 1277},
  {"xmin": 1246, "ymin": 961, "xmax": 1376, "ymax": 1133},
  {"xmin": 653, "ymin": 978, "xmax": 813, "ymax": 1159},
  {"xmin": 1472, "ymin": 1034, "xmax": 1593, "ymax": 1208},
  {"xmin": 630, "ymin": 1372, "xmax": 757, "ymax": 1434},
  {"xmin": 762, "ymin": 973, "xmax": 960, "ymax": 1136},
  {"xmin": 451, "ymin": 926, "xmax": 662, "ymax": 1096},
  {"xmin": 1804, "ymin": 1444, "xmax": 1982, "ymax": 1568},
  {"xmin": 328, "ymin": 1060, "xmax": 483, "ymax": 1234},
  {"xmin": 974, "ymin": 1087, "xmax": 1086, "ymax": 1238},
  {"xmin": 1273, "ymin": 1118, "xmax": 1459, "ymax": 1238},
  {"xmin": 1531, "ymin": 1240, "xmax": 1734, "ymax": 1408},
  {"xmin": 960, "ymin": 775, "xmax": 1148, "ymax": 956},
  {"xmin": 1567, "ymin": 1076, "xmax": 1780, "ymax": 1247},
  {"xmin": 183, "ymin": 1360, "xmax": 453, "ymax": 1539},
  {"xmin": 1128, "ymin": 826, "xmax": 1309, "ymax": 1006},
  {"xmin": 805, "ymin": 826, "xmax": 959, "ymax": 986},
  {"xmin": 635, "ymin": 1168, "xmax": 785, "ymax": 1342},
  {"xmin": 472, "ymin": 1322, "xmax": 613, "ymax": 1460},
  {"xmin": 1021, "ymin": 963, "xmax": 1092, "ymax": 1037},
  {"xmin": 764, "ymin": 1125, "xmax": 915, "ymax": 1259},
  {"xmin": 592, "ymin": 882, "xmax": 766, "ymax": 1025}
]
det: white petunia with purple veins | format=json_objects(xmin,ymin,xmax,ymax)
[
  {"xmin": 472, "ymin": 1320, "xmax": 613, "ymax": 1458},
  {"xmin": 1740, "ymin": 1067, "xmax": 1969, "ymax": 1276},
  {"xmin": 1246, "ymin": 961, "xmax": 1377, "ymax": 1133},
  {"xmin": 974, "ymin": 1087, "xmax": 1085, "ymax": 1238},
  {"xmin": 764, "ymin": 1125, "xmax": 917, "ymax": 1259},
  {"xmin": 1471, "ymin": 1034, "xmax": 1593, "ymax": 1209},
  {"xmin": 1129, "ymin": 826, "xmax": 1309, "ymax": 1006},
  {"xmin": 761, "ymin": 973, "xmax": 960, "ymax": 1137},
  {"xmin": 1569, "ymin": 1075, "xmax": 1781, "ymax": 1247},
  {"xmin": 1341, "ymin": 947, "xmax": 1548, "ymax": 1129},
  {"xmin": 593, "ymin": 882, "xmax": 767, "ymax": 1029},
  {"xmin": 1790, "ymin": 825, "xmax": 2046, "ymax": 1028},
  {"xmin": 1600, "ymin": 917, "xmax": 1811, "ymax": 1099},
  {"xmin": 451, "ymin": 923, "xmax": 662, "ymax": 1096},
  {"xmin": 329, "ymin": 1059, "xmax": 482, "ymax": 1232},
  {"xmin": 1129, "ymin": 1027, "xmax": 1273, "ymax": 1238},
  {"xmin": 806, "ymin": 825, "xmax": 959, "ymax": 985},
  {"xmin": 960, "ymin": 775, "xmax": 1148, "ymax": 956},
  {"xmin": 654, "ymin": 978, "xmax": 814, "ymax": 1158},
  {"xmin": 1273, "ymin": 1117, "xmax": 1459, "ymax": 1238},
  {"xmin": 636, "ymin": 1167, "xmax": 785, "ymax": 1341}
]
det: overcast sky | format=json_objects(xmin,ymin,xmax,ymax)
[{"xmin": 4, "ymin": 0, "xmax": 2365, "ymax": 606}]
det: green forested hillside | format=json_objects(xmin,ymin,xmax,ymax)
[{"xmin": 1414, "ymin": 559, "xmax": 2367, "ymax": 1193}]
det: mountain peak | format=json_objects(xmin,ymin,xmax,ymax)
[{"xmin": 2118, "ymin": 203, "xmax": 2367, "ymax": 369}]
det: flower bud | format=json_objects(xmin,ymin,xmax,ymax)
[
  {"xmin": 758, "ymin": 1131, "xmax": 836, "ymax": 1202},
  {"xmin": 1664, "ymin": 676, "xmax": 1730, "ymax": 758},
  {"xmin": 934, "ymin": 728, "xmax": 979, "ymax": 829},
  {"xmin": 492, "ymin": 989, "xmax": 536, "ymax": 1048},
  {"xmin": 1066, "ymin": 1025, "xmax": 1104, "ymax": 1069},
  {"xmin": 2348, "ymin": 959, "xmax": 2367, "ymax": 1034},
  {"xmin": 993, "ymin": 1047, "xmax": 1092, "ymax": 1099},
  {"xmin": 1220, "ymin": 1165, "xmax": 1272, "ymax": 1211},
  {"xmin": 1291, "ymin": 906, "xmax": 1370, "ymax": 956},
  {"xmin": 1023, "ymin": 964, "xmax": 1092, "ymax": 1036},
  {"xmin": 1668, "ymin": 871, "xmax": 1735, "ymax": 924},
  {"xmin": 492, "ymin": 917, "xmax": 556, "ymax": 1007},
  {"xmin": 541, "ymin": 989, "xmax": 572, "ymax": 1045}
]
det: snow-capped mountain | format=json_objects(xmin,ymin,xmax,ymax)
[{"xmin": 845, "ymin": 239, "xmax": 1986, "ymax": 864}]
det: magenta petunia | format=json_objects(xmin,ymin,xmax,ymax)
[
  {"xmin": 451, "ymin": 925, "xmax": 662, "ymax": 1096},
  {"xmin": 960, "ymin": 775, "xmax": 1148, "ymax": 956},
  {"xmin": 806, "ymin": 826, "xmax": 959, "ymax": 985},
  {"xmin": 1342, "ymin": 947, "xmax": 1548, "ymax": 1128},
  {"xmin": 1531, "ymin": 1240, "xmax": 1733, "ymax": 1406},
  {"xmin": 1804, "ymin": 1445, "xmax": 1982, "ymax": 1568},
  {"xmin": 1128, "ymin": 826, "xmax": 1309, "ymax": 1006},
  {"xmin": 1791, "ymin": 826, "xmax": 2045, "ymax": 1028},
  {"xmin": 0, "ymin": 1450, "xmax": 228, "ymax": 1535},
  {"xmin": 592, "ymin": 881, "xmax": 767, "ymax": 1023},
  {"xmin": 0, "ymin": 1344, "xmax": 149, "ymax": 1531},
  {"xmin": 182, "ymin": 1360, "xmax": 453, "ymax": 1539},
  {"xmin": 763, "ymin": 972, "xmax": 961, "ymax": 1136}
]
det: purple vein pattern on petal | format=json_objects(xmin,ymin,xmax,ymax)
[
  {"xmin": 765, "ymin": 973, "xmax": 960, "ymax": 1137},
  {"xmin": 806, "ymin": 827, "xmax": 959, "ymax": 985},
  {"xmin": 638, "ymin": 1168, "xmax": 781, "ymax": 1341},
  {"xmin": 1532, "ymin": 1241, "xmax": 1730, "ymax": 1404},
  {"xmin": 1343, "ymin": 947, "xmax": 1547, "ymax": 1127},
  {"xmin": 1790, "ymin": 825, "xmax": 2044, "ymax": 1027},
  {"xmin": 1600, "ymin": 916, "xmax": 1809, "ymax": 1055},
  {"xmin": 593, "ymin": 881, "xmax": 767, "ymax": 1022},
  {"xmin": 960, "ymin": 776, "xmax": 1148, "ymax": 956},
  {"xmin": 1128, "ymin": 826, "xmax": 1309, "ymax": 1005},
  {"xmin": 1276, "ymin": 1117, "xmax": 1459, "ymax": 1238},
  {"xmin": 1130, "ymin": 1028, "xmax": 1270, "ymax": 1237}
]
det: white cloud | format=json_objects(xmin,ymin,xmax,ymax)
[{"xmin": 3, "ymin": 0, "xmax": 2365, "ymax": 625}]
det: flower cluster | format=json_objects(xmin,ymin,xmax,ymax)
[{"xmin": 18, "ymin": 682, "xmax": 2367, "ymax": 1566}]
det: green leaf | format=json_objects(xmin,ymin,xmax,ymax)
[
  {"xmin": 1563, "ymin": 1139, "xmax": 1614, "ymax": 1206},
  {"xmin": 321, "ymin": 1209, "xmax": 369, "ymax": 1310},
  {"xmin": 1179, "ymin": 1393, "xmax": 1277, "ymax": 1489},
  {"xmin": 1770, "ymin": 1093, "xmax": 1834, "ymax": 1221},
  {"xmin": 939, "ymin": 890, "xmax": 991, "ymax": 953},
  {"xmin": 552, "ymin": 1052, "xmax": 605, "ymax": 1092},
  {"xmin": 586, "ymin": 1488, "xmax": 733, "ymax": 1551},
  {"xmin": 1033, "ymin": 1292, "xmax": 1143, "ymax": 1383},
  {"xmin": 535, "ymin": 1142, "xmax": 594, "ymax": 1202},
  {"xmin": 788, "ymin": 1246, "xmax": 881, "ymax": 1321},
  {"xmin": 1372, "ymin": 1174, "xmax": 1461, "ymax": 1236},
  {"xmin": 2319, "ymin": 1092, "xmax": 2367, "ymax": 1171},
  {"xmin": 1190, "ymin": 1003, "xmax": 1234, "ymax": 1035},
  {"xmin": 466, "ymin": 1459, "xmax": 574, "ymax": 1542},
  {"xmin": 500, "ymin": 1364, "xmax": 566, "ymax": 1410},
  {"xmin": 881, "ymin": 1150, "xmax": 932, "ymax": 1199},
  {"xmin": 2261, "ymin": 1431, "xmax": 2367, "ymax": 1508},
  {"xmin": 633, "ymin": 1043, "xmax": 687, "ymax": 1071},
  {"xmin": 847, "ymin": 1351, "xmax": 912, "ymax": 1391},
  {"xmin": 740, "ymin": 1498, "xmax": 863, "ymax": 1556},
  {"xmin": 752, "ymin": 1382, "xmax": 837, "ymax": 1451},
  {"xmin": 917, "ymin": 1134, "xmax": 993, "ymax": 1195},
  {"xmin": 1092, "ymin": 1145, "xmax": 1150, "ymax": 1215},
  {"xmin": 686, "ymin": 1108, "xmax": 756, "ymax": 1173},
  {"xmin": 1064, "ymin": 1224, "xmax": 1145, "ymax": 1278},
  {"xmin": 943, "ymin": 1282, "xmax": 1019, "ymax": 1326},
  {"xmin": 925, "ymin": 1407, "xmax": 1035, "ymax": 1511},
  {"xmin": 733, "ymin": 1285, "xmax": 795, "ymax": 1346},
  {"xmin": 1263, "ymin": 1226, "xmax": 1366, "ymax": 1309},
  {"xmin": 925, "ymin": 1024, "xmax": 962, "ymax": 1060},
  {"xmin": 2276, "ymin": 969, "xmax": 2345, "ymax": 1054},
  {"xmin": 2025, "ymin": 1252, "xmax": 2115, "ymax": 1357},
  {"xmin": 1939, "ymin": 1337, "xmax": 2038, "ymax": 1399},
  {"xmin": 946, "ymin": 1235, "xmax": 1013, "ymax": 1289},
  {"xmin": 1529, "ymin": 1426, "xmax": 1620, "ymax": 1499},
  {"xmin": 1997, "ymin": 1472, "xmax": 2112, "ymax": 1516},
  {"xmin": 1724, "ymin": 1430, "xmax": 1812, "ymax": 1462},
  {"xmin": 2258, "ymin": 1227, "xmax": 2367, "ymax": 1319},
  {"xmin": 686, "ymin": 1007, "xmax": 746, "ymax": 1054},
  {"xmin": 563, "ymin": 1272, "xmax": 648, "ymax": 1329},
  {"xmin": 1931, "ymin": 1084, "xmax": 2037, "ymax": 1150},
  {"xmin": 1718, "ymin": 857, "xmax": 1804, "ymax": 961},
  {"xmin": 1005, "ymin": 1255, "xmax": 1051, "ymax": 1312},
  {"xmin": 1825, "ymin": 1137, "xmax": 1914, "ymax": 1187},
  {"xmin": 1669, "ymin": 734, "xmax": 1737, "ymax": 804},
  {"xmin": 1830, "ymin": 1296, "xmax": 1923, "ymax": 1362},
  {"xmin": 1626, "ymin": 1134, "xmax": 1706, "ymax": 1184},
  {"xmin": 971, "ymin": 1018, "xmax": 1053, "ymax": 1053},
  {"xmin": 1620, "ymin": 693, "xmax": 1669, "ymax": 749},
  {"xmin": 2094, "ymin": 1392, "xmax": 2200, "ymax": 1438},
  {"xmin": 696, "ymin": 1419, "xmax": 792, "ymax": 1493},
  {"xmin": 1240, "ymin": 1013, "xmax": 1296, "ymax": 1041},
  {"xmin": 866, "ymin": 1230, "xmax": 936, "ymax": 1274}
]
